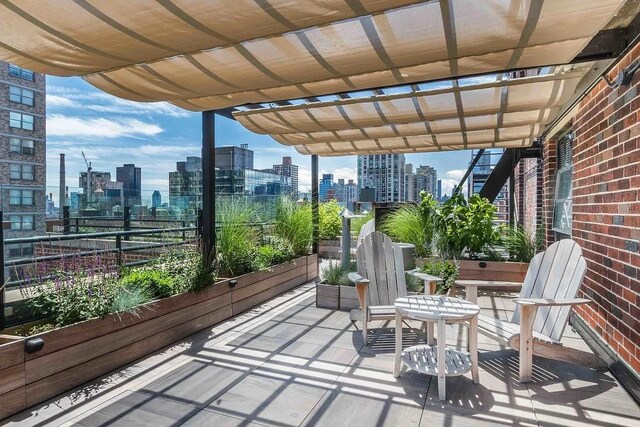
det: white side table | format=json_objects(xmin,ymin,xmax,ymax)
[{"xmin": 393, "ymin": 295, "xmax": 480, "ymax": 400}]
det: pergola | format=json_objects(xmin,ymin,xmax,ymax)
[{"xmin": 1, "ymin": 0, "xmax": 638, "ymax": 256}]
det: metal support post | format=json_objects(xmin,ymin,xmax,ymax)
[
  {"xmin": 62, "ymin": 206, "xmax": 70, "ymax": 234},
  {"xmin": 311, "ymin": 155, "xmax": 319, "ymax": 255},
  {"xmin": 202, "ymin": 111, "xmax": 216, "ymax": 260},
  {"xmin": 0, "ymin": 211, "xmax": 4, "ymax": 330},
  {"xmin": 341, "ymin": 216, "xmax": 351, "ymax": 269},
  {"xmin": 115, "ymin": 235, "xmax": 122, "ymax": 266},
  {"xmin": 123, "ymin": 206, "xmax": 131, "ymax": 241}
]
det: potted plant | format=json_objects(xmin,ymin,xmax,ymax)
[{"xmin": 316, "ymin": 261, "xmax": 359, "ymax": 310}]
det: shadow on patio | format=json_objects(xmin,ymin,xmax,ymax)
[{"xmin": 5, "ymin": 282, "xmax": 639, "ymax": 427}]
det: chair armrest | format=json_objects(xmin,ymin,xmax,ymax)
[
  {"xmin": 406, "ymin": 269, "xmax": 442, "ymax": 283},
  {"xmin": 348, "ymin": 272, "xmax": 369, "ymax": 285},
  {"xmin": 514, "ymin": 298, "xmax": 591, "ymax": 307}
]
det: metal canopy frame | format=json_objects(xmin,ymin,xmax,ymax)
[{"xmin": 200, "ymin": 15, "xmax": 640, "ymax": 260}]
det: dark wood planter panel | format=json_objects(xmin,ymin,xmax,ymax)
[
  {"xmin": 0, "ymin": 255, "xmax": 318, "ymax": 421},
  {"xmin": 457, "ymin": 260, "xmax": 529, "ymax": 283}
]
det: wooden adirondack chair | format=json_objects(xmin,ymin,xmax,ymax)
[
  {"xmin": 456, "ymin": 239, "xmax": 606, "ymax": 382},
  {"xmin": 349, "ymin": 231, "xmax": 441, "ymax": 344},
  {"xmin": 356, "ymin": 218, "xmax": 375, "ymax": 248}
]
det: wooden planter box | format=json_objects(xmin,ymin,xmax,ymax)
[
  {"xmin": 416, "ymin": 258, "xmax": 528, "ymax": 284},
  {"xmin": 316, "ymin": 284, "xmax": 359, "ymax": 311},
  {"xmin": 0, "ymin": 254, "xmax": 318, "ymax": 421},
  {"xmin": 457, "ymin": 260, "xmax": 528, "ymax": 285}
]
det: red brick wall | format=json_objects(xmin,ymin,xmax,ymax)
[
  {"xmin": 546, "ymin": 45, "xmax": 640, "ymax": 373},
  {"xmin": 515, "ymin": 157, "xmax": 543, "ymax": 236}
]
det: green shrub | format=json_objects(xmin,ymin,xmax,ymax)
[
  {"xmin": 147, "ymin": 249, "xmax": 212, "ymax": 294},
  {"xmin": 382, "ymin": 203, "xmax": 434, "ymax": 258},
  {"xmin": 432, "ymin": 193, "xmax": 499, "ymax": 259},
  {"xmin": 405, "ymin": 273, "xmax": 424, "ymax": 293},
  {"xmin": 319, "ymin": 200, "xmax": 342, "ymax": 240},
  {"xmin": 27, "ymin": 276, "xmax": 119, "ymax": 327},
  {"xmin": 502, "ymin": 225, "xmax": 537, "ymax": 262},
  {"xmin": 119, "ymin": 270, "xmax": 176, "ymax": 299},
  {"xmin": 351, "ymin": 212, "xmax": 373, "ymax": 235},
  {"xmin": 217, "ymin": 199, "xmax": 259, "ymax": 277},
  {"xmin": 274, "ymin": 197, "xmax": 312, "ymax": 256},
  {"xmin": 321, "ymin": 261, "xmax": 352, "ymax": 286},
  {"xmin": 254, "ymin": 238, "xmax": 294, "ymax": 270},
  {"xmin": 421, "ymin": 260, "xmax": 459, "ymax": 294}
]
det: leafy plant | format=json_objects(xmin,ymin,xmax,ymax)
[
  {"xmin": 146, "ymin": 248, "xmax": 211, "ymax": 294},
  {"xmin": 321, "ymin": 260, "xmax": 357, "ymax": 286},
  {"xmin": 381, "ymin": 203, "xmax": 434, "ymax": 258},
  {"xmin": 319, "ymin": 200, "xmax": 342, "ymax": 240},
  {"xmin": 254, "ymin": 239, "xmax": 294, "ymax": 270},
  {"xmin": 421, "ymin": 259, "xmax": 459, "ymax": 294},
  {"xmin": 274, "ymin": 197, "xmax": 312, "ymax": 256},
  {"xmin": 432, "ymin": 193, "xmax": 499, "ymax": 259},
  {"xmin": 119, "ymin": 270, "xmax": 176, "ymax": 299},
  {"xmin": 502, "ymin": 225, "xmax": 537, "ymax": 263},
  {"xmin": 216, "ymin": 199, "xmax": 259, "ymax": 277}
]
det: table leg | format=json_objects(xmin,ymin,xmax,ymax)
[
  {"xmin": 426, "ymin": 322, "xmax": 435, "ymax": 345},
  {"xmin": 393, "ymin": 308, "xmax": 402, "ymax": 377},
  {"xmin": 437, "ymin": 319, "xmax": 446, "ymax": 401},
  {"xmin": 469, "ymin": 315, "xmax": 479, "ymax": 384}
]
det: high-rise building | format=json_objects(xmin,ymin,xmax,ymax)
[
  {"xmin": 215, "ymin": 144, "xmax": 253, "ymax": 170},
  {"xmin": 116, "ymin": 163, "xmax": 142, "ymax": 207},
  {"xmin": 334, "ymin": 178, "xmax": 358, "ymax": 209},
  {"xmin": 468, "ymin": 149, "xmax": 510, "ymax": 222},
  {"xmin": 215, "ymin": 169, "xmax": 291, "ymax": 196},
  {"xmin": 415, "ymin": 165, "xmax": 438, "ymax": 199},
  {"xmin": 273, "ymin": 156, "xmax": 299, "ymax": 198},
  {"xmin": 151, "ymin": 190, "xmax": 162, "ymax": 208},
  {"xmin": 1, "ymin": 61, "xmax": 47, "ymax": 259},
  {"xmin": 437, "ymin": 180, "xmax": 442, "ymax": 201},
  {"xmin": 169, "ymin": 156, "xmax": 202, "ymax": 219},
  {"xmin": 357, "ymin": 154, "xmax": 405, "ymax": 203},
  {"xmin": 79, "ymin": 171, "xmax": 123, "ymax": 214},
  {"xmin": 319, "ymin": 174, "xmax": 334, "ymax": 201},
  {"xmin": 405, "ymin": 163, "xmax": 416, "ymax": 202}
]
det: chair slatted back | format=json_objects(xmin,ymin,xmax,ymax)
[
  {"xmin": 356, "ymin": 231, "xmax": 407, "ymax": 306},
  {"xmin": 356, "ymin": 219, "xmax": 375, "ymax": 248},
  {"xmin": 511, "ymin": 239, "xmax": 587, "ymax": 341}
]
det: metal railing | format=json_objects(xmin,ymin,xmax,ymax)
[{"xmin": 1, "ymin": 209, "xmax": 199, "ymax": 329}]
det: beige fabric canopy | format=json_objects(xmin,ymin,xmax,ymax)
[
  {"xmin": 0, "ymin": 0, "xmax": 626, "ymax": 111},
  {"xmin": 232, "ymin": 70, "xmax": 585, "ymax": 155}
]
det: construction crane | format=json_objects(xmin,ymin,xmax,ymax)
[{"xmin": 81, "ymin": 151, "xmax": 92, "ymax": 207}]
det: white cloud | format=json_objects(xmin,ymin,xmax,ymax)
[
  {"xmin": 321, "ymin": 167, "xmax": 358, "ymax": 183},
  {"xmin": 46, "ymin": 85, "xmax": 191, "ymax": 118},
  {"xmin": 439, "ymin": 179, "xmax": 458, "ymax": 196},
  {"xmin": 445, "ymin": 169, "xmax": 466, "ymax": 181},
  {"xmin": 47, "ymin": 114, "xmax": 163, "ymax": 138}
]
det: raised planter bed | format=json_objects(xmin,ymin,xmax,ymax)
[
  {"xmin": 415, "ymin": 258, "xmax": 528, "ymax": 291},
  {"xmin": 0, "ymin": 254, "xmax": 318, "ymax": 421}
]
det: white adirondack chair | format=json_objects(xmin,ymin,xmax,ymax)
[
  {"xmin": 455, "ymin": 239, "xmax": 605, "ymax": 382},
  {"xmin": 349, "ymin": 231, "xmax": 441, "ymax": 343},
  {"xmin": 356, "ymin": 218, "xmax": 375, "ymax": 248}
]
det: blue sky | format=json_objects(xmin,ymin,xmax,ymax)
[{"xmin": 45, "ymin": 76, "xmax": 473, "ymax": 205}]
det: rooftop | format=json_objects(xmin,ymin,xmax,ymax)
[{"xmin": 6, "ymin": 281, "xmax": 639, "ymax": 426}]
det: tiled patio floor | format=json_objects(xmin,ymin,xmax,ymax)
[{"xmin": 5, "ymin": 282, "xmax": 639, "ymax": 426}]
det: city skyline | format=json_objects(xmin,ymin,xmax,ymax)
[{"xmin": 45, "ymin": 76, "xmax": 473, "ymax": 205}]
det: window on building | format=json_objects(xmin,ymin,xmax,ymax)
[
  {"xmin": 9, "ymin": 138, "xmax": 34, "ymax": 155},
  {"xmin": 10, "ymin": 215, "xmax": 34, "ymax": 230},
  {"xmin": 9, "ymin": 86, "xmax": 34, "ymax": 106},
  {"xmin": 9, "ymin": 111, "xmax": 34, "ymax": 130},
  {"xmin": 8, "ymin": 64, "xmax": 34, "ymax": 81},
  {"xmin": 9, "ymin": 163, "xmax": 35, "ymax": 180},
  {"xmin": 8, "ymin": 243, "xmax": 34, "ymax": 257},
  {"xmin": 9, "ymin": 189, "xmax": 34, "ymax": 205},
  {"xmin": 553, "ymin": 133, "xmax": 573, "ymax": 235}
]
